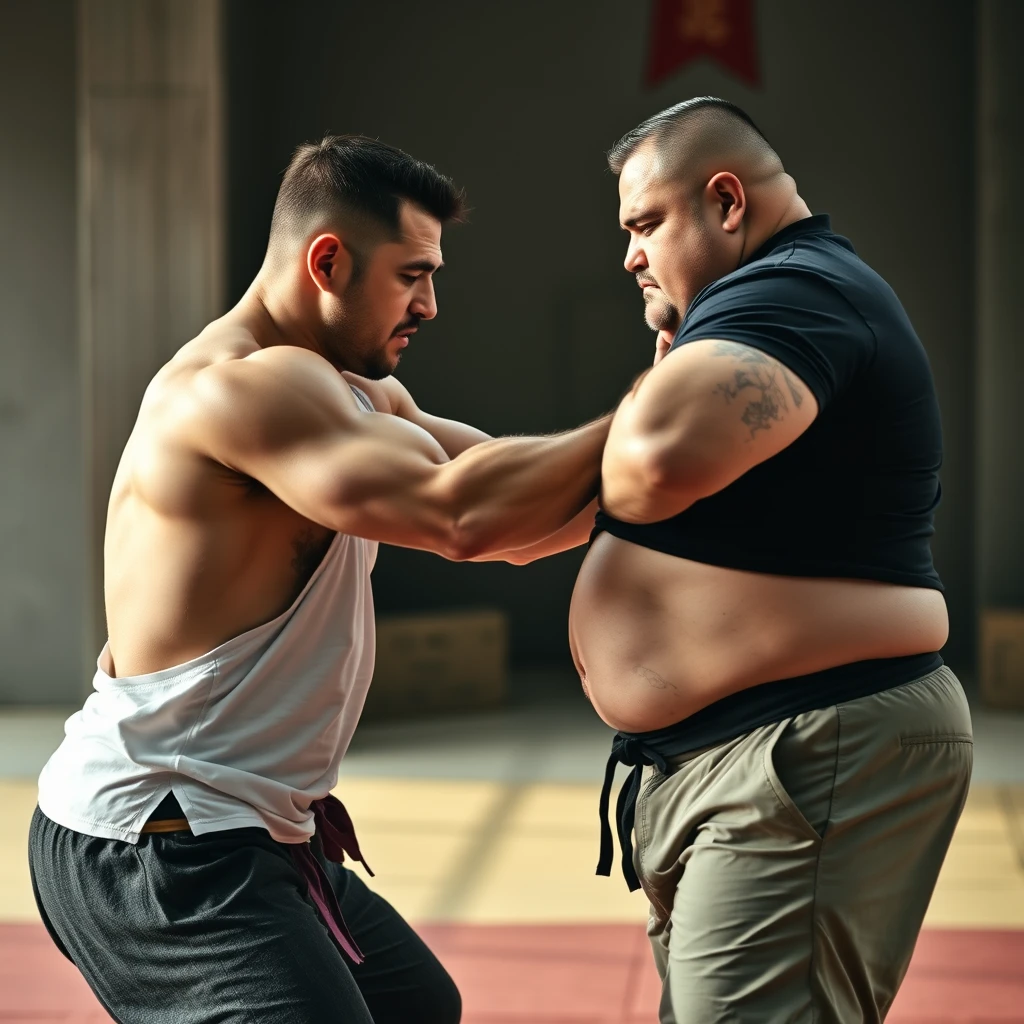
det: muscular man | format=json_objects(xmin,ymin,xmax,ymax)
[
  {"xmin": 29, "ymin": 136, "xmax": 607, "ymax": 1023},
  {"xmin": 573, "ymin": 98, "xmax": 971, "ymax": 1022}
]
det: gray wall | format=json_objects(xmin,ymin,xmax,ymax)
[
  {"xmin": 227, "ymin": 0, "xmax": 976, "ymax": 672},
  {"xmin": 0, "ymin": 1, "xmax": 82, "ymax": 703}
]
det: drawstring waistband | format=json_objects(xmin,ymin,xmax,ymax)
[
  {"xmin": 140, "ymin": 792, "xmax": 372, "ymax": 963},
  {"xmin": 596, "ymin": 735, "xmax": 669, "ymax": 892}
]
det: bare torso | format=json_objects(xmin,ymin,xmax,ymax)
[
  {"xmin": 568, "ymin": 532, "xmax": 949, "ymax": 733},
  {"xmin": 103, "ymin": 328, "xmax": 349, "ymax": 678}
]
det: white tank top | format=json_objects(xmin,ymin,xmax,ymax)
[{"xmin": 38, "ymin": 391, "xmax": 378, "ymax": 846}]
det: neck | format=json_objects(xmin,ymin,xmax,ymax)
[
  {"xmin": 745, "ymin": 175, "xmax": 813, "ymax": 258},
  {"xmin": 226, "ymin": 271, "xmax": 323, "ymax": 357}
]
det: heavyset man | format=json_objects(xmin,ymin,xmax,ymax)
[{"xmin": 574, "ymin": 97, "xmax": 971, "ymax": 1023}]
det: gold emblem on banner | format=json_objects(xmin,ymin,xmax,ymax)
[{"xmin": 679, "ymin": 0, "xmax": 731, "ymax": 45}]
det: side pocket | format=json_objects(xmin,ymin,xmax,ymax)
[
  {"xmin": 634, "ymin": 767, "xmax": 673, "ymax": 920},
  {"xmin": 763, "ymin": 714, "xmax": 839, "ymax": 842},
  {"xmin": 635, "ymin": 767, "xmax": 669, "ymax": 865}
]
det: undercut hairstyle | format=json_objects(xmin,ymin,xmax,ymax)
[
  {"xmin": 267, "ymin": 135, "xmax": 466, "ymax": 270},
  {"xmin": 607, "ymin": 96, "xmax": 778, "ymax": 176}
]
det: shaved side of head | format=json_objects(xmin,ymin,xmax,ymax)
[
  {"xmin": 608, "ymin": 97, "xmax": 784, "ymax": 199},
  {"xmin": 265, "ymin": 135, "xmax": 466, "ymax": 277}
]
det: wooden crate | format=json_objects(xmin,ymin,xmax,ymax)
[{"xmin": 979, "ymin": 609, "xmax": 1024, "ymax": 710}]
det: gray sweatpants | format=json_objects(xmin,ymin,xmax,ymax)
[{"xmin": 633, "ymin": 665, "xmax": 973, "ymax": 1023}]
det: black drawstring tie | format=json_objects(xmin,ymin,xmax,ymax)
[{"xmin": 596, "ymin": 734, "xmax": 670, "ymax": 891}]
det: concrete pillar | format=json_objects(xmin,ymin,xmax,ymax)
[
  {"xmin": 78, "ymin": 0, "xmax": 224, "ymax": 683},
  {"xmin": 976, "ymin": 0, "xmax": 1024, "ymax": 615},
  {"xmin": 0, "ymin": 2, "xmax": 79, "ymax": 705}
]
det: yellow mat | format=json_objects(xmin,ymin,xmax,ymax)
[{"xmin": 2, "ymin": 778, "xmax": 1022, "ymax": 927}]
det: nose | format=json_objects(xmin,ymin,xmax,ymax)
[
  {"xmin": 624, "ymin": 236, "xmax": 647, "ymax": 274},
  {"xmin": 410, "ymin": 277, "xmax": 437, "ymax": 321}
]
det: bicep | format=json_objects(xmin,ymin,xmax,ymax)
[
  {"xmin": 610, "ymin": 339, "xmax": 819, "ymax": 499},
  {"xmin": 256, "ymin": 410, "xmax": 432, "ymax": 496},
  {"xmin": 252, "ymin": 415, "xmax": 480, "ymax": 554}
]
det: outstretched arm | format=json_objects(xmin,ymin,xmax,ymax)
[
  {"xmin": 601, "ymin": 339, "xmax": 819, "ymax": 523},
  {"xmin": 190, "ymin": 347, "xmax": 609, "ymax": 561},
  {"xmin": 342, "ymin": 371, "xmax": 600, "ymax": 562}
]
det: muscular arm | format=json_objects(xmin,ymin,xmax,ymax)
[
  {"xmin": 601, "ymin": 340, "xmax": 819, "ymax": 523},
  {"xmin": 342, "ymin": 371, "xmax": 597, "ymax": 562},
  {"xmin": 192, "ymin": 348, "xmax": 609, "ymax": 560}
]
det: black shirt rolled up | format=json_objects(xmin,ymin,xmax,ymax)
[
  {"xmin": 590, "ymin": 215, "xmax": 947, "ymax": 888},
  {"xmin": 594, "ymin": 213, "xmax": 944, "ymax": 591}
]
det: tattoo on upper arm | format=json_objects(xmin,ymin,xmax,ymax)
[{"xmin": 710, "ymin": 341, "xmax": 804, "ymax": 438}]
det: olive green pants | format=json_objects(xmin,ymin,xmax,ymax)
[{"xmin": 633, "ymin": 665, "xmax": 972, "ymax": 1023}]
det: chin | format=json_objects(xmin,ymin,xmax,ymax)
[
  {"xmin": 358, "ymin": 357, "xmax": 397, "ymax": 381},
  {"xmin": 644, "ymin": 296, "xmax": 681, "ymax": 334}
]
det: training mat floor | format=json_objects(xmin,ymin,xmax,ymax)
[{"xmin": 1, "ymin": 923, "xmax": 1023, "ymax": 1022}]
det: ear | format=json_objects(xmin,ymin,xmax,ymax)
[
  {"xmin": 706, "ymin": 172, "xmax": 746, "ymax": 233},
  {"xmin": 306, "ymin": 233, "xmax": 354, "ymax": 293}
]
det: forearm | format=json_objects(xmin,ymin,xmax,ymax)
[
  {"xmin": 469, "ymin": 498, "xmax": 599, "ymax": 563},
  {"xmin": 441, "ymin": 417, "xmax": 611, "ymax": 557}
]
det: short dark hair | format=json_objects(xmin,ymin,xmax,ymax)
[
  {"xmin": 607, "ymin": 96, "xmax": 773, "ymax": 175},
  {"xmin": 269, "ymin": 135, "xmax": 466, "ymax": 255}
]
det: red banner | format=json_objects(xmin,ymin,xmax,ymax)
[{"xmin": 645, "ymin": 0, "xmax": 760, "ymax": 89}]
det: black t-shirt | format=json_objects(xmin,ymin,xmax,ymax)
[
  {"xmin": 591, "ymin": 215, "xmax": 948, "ymax": 890},
  {"xmin": 593, "ymin": 214, "xmax": 944, "ymax": 591}
]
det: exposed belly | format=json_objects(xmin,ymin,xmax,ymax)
[{"xmin": 568, "ymin": 533, "xmax": 949, "ymax": 733}]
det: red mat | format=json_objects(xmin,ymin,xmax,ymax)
[{"xmin": 1, "ymin": 923, "xmax": 1022, "ymax": 1022}]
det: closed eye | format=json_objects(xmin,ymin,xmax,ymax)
[
  {"xmin": 622, "ymin": 212, "xmax": 662, "ymax": 236},
  {"xmin": 400, "ymin": 258, "xmax": 444, "ymax": 281},
  {"xmin": 622, "ymin": 222, "xmax": 657, "ymax": 238}
]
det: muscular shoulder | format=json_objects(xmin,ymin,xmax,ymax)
[
  {"xmin": 173, "ymin": 345, "xmax": 361, "ymax": 468},
  {"xmin": 200, "ymin": 343, "xmax": 341, "ymax": 396},
  {"xmin": 203, "ymin": 345, "xmax": 349, "ymax": 411}
]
